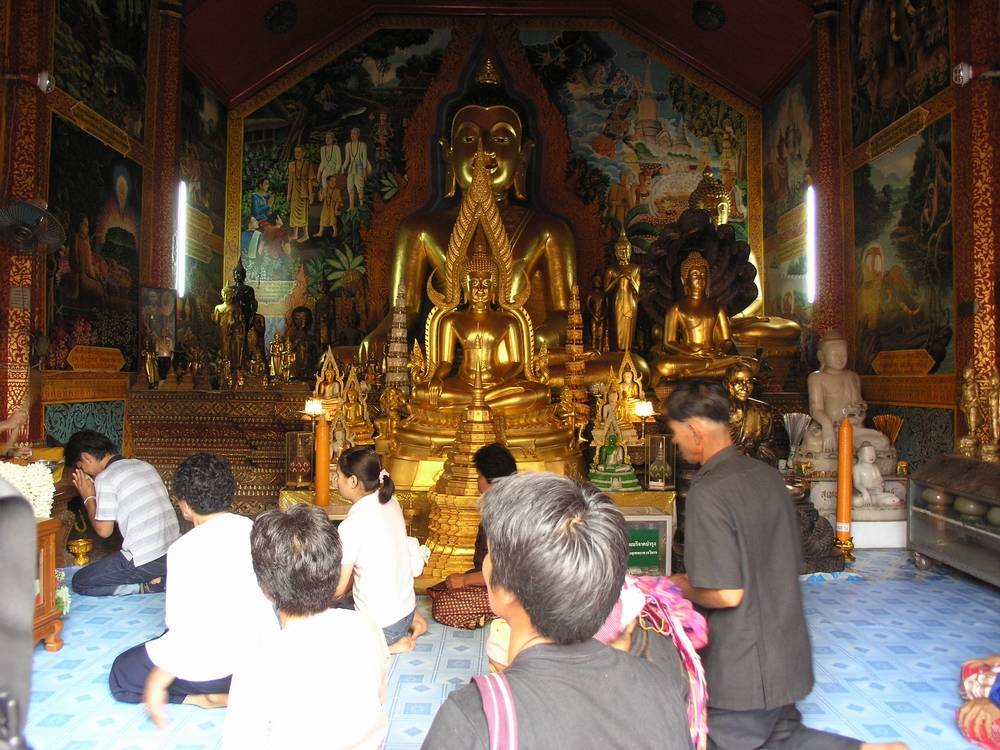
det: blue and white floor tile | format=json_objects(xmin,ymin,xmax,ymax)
[{"xmin": 26, "ymin": 550, "xmax": 999, "ymax": 749}]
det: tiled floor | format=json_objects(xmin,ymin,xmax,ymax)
[{"xmin": 26, "ymin": 550, "xmax": 998, "ymax": 749}]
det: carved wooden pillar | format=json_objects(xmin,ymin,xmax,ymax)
[
  {"xmin": 953, "ymin": 0, "xmax": 1000, "ymax": 399},
  {"xmin": 148, "ymin": 0, "xmax": 183, "ymax": 289},
  {"xmin": 810, "ymin": 0, "xmax": 845, "ymax": 336},
  {"xmin": 1, "ymin": 0, "xmax": 52, "ymax": 440}
]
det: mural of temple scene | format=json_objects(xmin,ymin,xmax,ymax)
[{"xmin": 2, "ymin": 2, "xmax": 999, "ymax": 749}]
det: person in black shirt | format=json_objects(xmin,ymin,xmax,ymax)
[
  {"xmin": 666, "ymin": 379, "xmax": 907, "ymax": 750},
  {"xmin": 428, "ymin": 443, "xmax": 516, "ymax": 629}
]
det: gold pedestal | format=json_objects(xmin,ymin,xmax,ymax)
[
  {"xmin": 980, "ymin": 443, "xmax": 1000, "ymax": 464},
  {"xmin": 957, "ymin": 435, "xmax": 978, "ymax": 458},
  {"xmin": 67, "ymin": 537, "xmax": 93, "ymax": 566}
]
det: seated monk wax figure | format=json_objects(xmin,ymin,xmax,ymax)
[
  {"xmin": 725, "ymin": 361, "xmax": 788, "ymax": 468},
  {"xmin": 359, "ymin": 57, "xmax": 575, "ymax": 362},
  {"xmin": 650, "ymin": 250, "xmax": 758, "ymax": 383}
]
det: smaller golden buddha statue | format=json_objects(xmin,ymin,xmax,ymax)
[
  {"xmin": 687, "ymin": 169, "xmax": 800, "ymax": 356},
  {"xmin": 585, "ymin": 272, "xmax": 609, "ymax": 351},
  {"xmin": 341, "ymin": 369, "xmax": 374, "ymax": 445},
  {"xmin": 689, "ymin": 165, "xmax": 731, "ymax": 227},
  {"xmin": 650, "ymin": 251, "xmax": 757, "ymax": 382},
  {"xmin": 604, "ymin": 226, "xmax": 640, "ymax": 352}
]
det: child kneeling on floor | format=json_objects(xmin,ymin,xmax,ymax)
[
  {"xmin": 335, "ymin": 447, "xmax": 426, "ymax": 653},
  {"xmin": 224, "ymin": 504, "xmax": 390, "ymax": 749}
]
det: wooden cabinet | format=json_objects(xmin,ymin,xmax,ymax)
[{"xmin": 33, "ymin": 517, "xmax": 64, "ymax": 652}]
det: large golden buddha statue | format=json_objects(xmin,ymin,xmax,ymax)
[
  {"xmin": 387, "ymin": 144, "xmax": 580, "ymax": 490},
  {"xmin": 359, "ymin": 57, "xmax": 575, "ymax": 361},
  {"xmin": 650, "ymin": 250, "xmax": 758, "ymax": 382}
]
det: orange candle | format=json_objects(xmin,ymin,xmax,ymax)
[
  {"xmin": 315, "ymin": 414, "xmax": 330, "ymax": 507},
  {"xmin": 835, "ymin": 417, "xmax": 853, "ymax": 543}
]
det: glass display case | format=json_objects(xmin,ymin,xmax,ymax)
[{"xmin": 907, "ymin": 454, "xmax": 1000, "ymax": 587}]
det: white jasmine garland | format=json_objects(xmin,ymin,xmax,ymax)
[{"xmin": 0, "ymin": 461, "xmax": 56, "ymax": 519}]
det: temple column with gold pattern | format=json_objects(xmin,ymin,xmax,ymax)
[
  {"xmin": 1, "ymin": 0, "xmax": 55, "ymax": 442},
  {"xmin": 148, "ymin": 0, "xmax": 183, "ymax": 289},
  {"xmin": 954, "ymin": 0, "xmax": 999, "ymax": 440},
  {"xmin": 811, "ymin": 0, "xmax": 845, "ymax": 335}
]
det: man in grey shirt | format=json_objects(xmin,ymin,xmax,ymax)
[
  {"xmin": 423, "ymin": 472, "xmax": 690, "ymax": 749},
  {"xmin": 666, "ymin": 380, "xmax": 906, "ymax": 750},
  {"xmin": 67, "ymin": 430, "xmax": 179, "ymax": 596}
]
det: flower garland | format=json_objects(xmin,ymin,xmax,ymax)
[{"xmin": 0, "ymin": 461, "xmax": 56, "ymax": 519}]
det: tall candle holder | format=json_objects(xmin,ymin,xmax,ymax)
[{"xmin": 304, "ymin": 399, "xmax": 330, "ymax": 507}]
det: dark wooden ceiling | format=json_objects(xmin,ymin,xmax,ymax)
[{"xmin": 182, "ymin": 0, "xmax": 816, "ymax": 108}]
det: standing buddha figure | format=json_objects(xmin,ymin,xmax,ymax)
[
  {"xmin": 359, "ymin": 56, "xmax": 576, "ymax": 360},
  {"xmin": 604, "ymin": 226, "xmax": 640, "ymax": 352}
]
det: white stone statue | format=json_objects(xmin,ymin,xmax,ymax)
[
  {"xmin": 852, "ymin": 444, "xmax": 903, "ymax": 508},
  {"xmin": 799, "ymin": 330, "xmax": 896, "ymax": 474}
]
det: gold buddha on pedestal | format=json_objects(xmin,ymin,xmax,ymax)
[
  {"xmin": 359, "ymin": 57, "xmax": 576, "ymax": 361},
  {"xmin": 688, "ymin": 168, "xmax": 801, "ymax": 357},
  {"xmin": 388, "ymin": 144, "xmax": 580, "ymax": 490},
  {"xmin": 650, "ymin": 251, "xmax": 758, "ymax": 382}
]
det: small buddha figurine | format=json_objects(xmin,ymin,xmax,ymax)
[
  {"xmin": 603, "ymin": 227, "xmax": 640, "ymax": 352},
  {"xmin": 359, "ymin": 55, "xmax": 577, "ymax": 359},
  {"xmin": 960, "ymin": 364, "xmax": 981, "ymax": 440},
  {"xmin": 585, "ymin": 271, "xmax": 609, "ymax": 351},
  {"xmin": 341, "ymin": 372, "xmax": 373, "ymax": 444},
  {"xmin": 588, "ymin": 433, "xmax": 641, "ymax": 492},
  {"xmin": 268, "ymin": 332, "xmax": 285, "ymax": 379},
  {"xmin": 650, "ymin": 250, "xmax": 757, "ymax": 382},
  {"xmin": 287, "ymin": 306, "xmax": 317, "ymax": 380},
  {"xmin": 212, "ymin": 284, "xmax": 238, "ymax": 367},
  {"xmin": 227, "ymin": 308, "xmax": 246, "ymax": 376},
  {"xmin": 725, "ymin": 361, "xmax": 788, "ymax": 468},
  {"xmin": 231, "ymin": 257, "xmax": 258, "ymax": 337},
  {"xmin": 852, "ymin": 444, "xmax": 903, "ymax": 508},
  {"xmin": 330, "ymin": 419, "xmax": 354, "ymax": 463}
]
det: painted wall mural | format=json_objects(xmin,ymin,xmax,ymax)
[
  {"xmin": 762, "ymin": 61, "xmax": 815, "ymax": 340},
  {"xmin": 849, "ymin": 0, "xmax": 949, "ymax": 147},
  {"xmin": 853, "ymin": 115, "xmax": 952, "ymax": 376},
  {"xmin": 240, "ymin": 28, "xmax": 451, "ymax": 345},
  {"xmin": 54, "ymin": 0, "xmax": 148, "ymax": 141},
  {"xmin": 47, "ymin": 115, "xmax": 142, "ymax": 371},
  {"xmin": 181, "ymin": 68, "xmax": 227, "ymax": 236},
  {"xmin": 519, "ymin": 30, "xmax": 749, "ymax": 253},
  {"xmin": 177, "ymin": 248, "xmax": 223, "ymax": 361},
  {"xmin": 763, "ymin": 62, "xmax": 814, "ymax": 239}
]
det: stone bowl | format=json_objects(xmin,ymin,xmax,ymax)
[
  {"xmin": 920, "ymin": 487, "xmax": 952, "ymax": 512},
  {"xmin": 953, "ymin": 496, "xmax": 988, "ymax": 519}
]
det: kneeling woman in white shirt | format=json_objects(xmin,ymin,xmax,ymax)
[
  {"xmin": 335, "ymin": 446, "xmax": 426, "ymax": 653},
  {"xmin": 225, "ymin": 504, "xmax": 390, "ymax": 750},
  {"xmin": 108, "ymin": 453, "xmax": 278, "ymax": 728}
]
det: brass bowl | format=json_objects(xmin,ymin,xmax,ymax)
[{"xmin": 67, "ymin": 538, "xmax": 94, "ymax": 566}]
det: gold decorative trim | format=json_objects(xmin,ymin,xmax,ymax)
[
  {"xmin": 42, "ymin": 372, "xmax": 130, "ymax": 404},
  {"xmin": 860, "ymin": 375, "xmax": 956, "ymax": 408},
  {"xmin": 842, "ymin": 87, "xmax": 955, "ymax": 171}
]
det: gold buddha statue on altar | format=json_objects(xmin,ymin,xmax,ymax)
[
  {"xmin": 387, "ymin": 144, "xmax": 580, "ymax": 489},
  {"xmin": 359, "ymin": 56, "xmax": 576, "ymax": 361},
  {"xmin": 688, "ymin": 167, "xmax": 801, "ymax": 356},
  {"xmin": 650, "ymin": 250, "xmax": 758, "ymax": 382}
]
